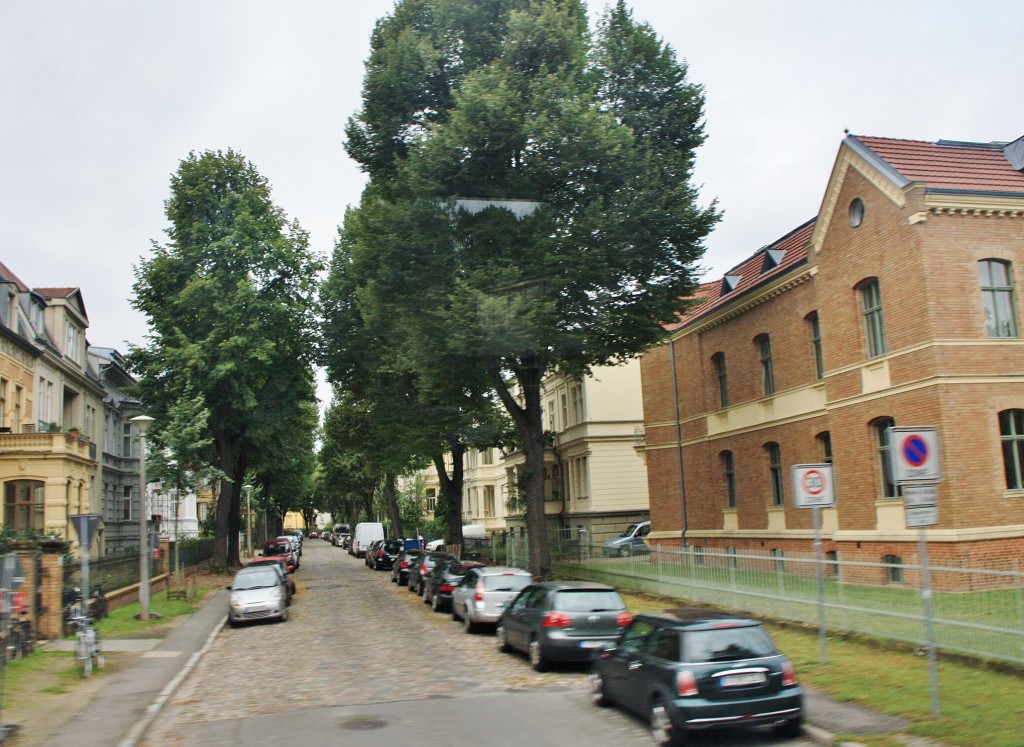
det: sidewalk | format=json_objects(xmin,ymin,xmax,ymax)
[
  {"xmin": 34, "ymin": 584, "xmax": 912, "ymax": 747},
  {"xmin": 40, "ymin": 589, "xmax": 227, "ymax": 747}
]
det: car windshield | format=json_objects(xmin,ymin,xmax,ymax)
[
  {"xmin": 482, "ymin": 574, "xmax": 532, "ymax": 592},
  {"xmin": 232, "ymin": 571, "xmax": 279, "ymax": 590},
  {"xmin": 685, "ymin": 625, "xmax": 776, "ymax": 662},
  {"xmin": 553, "ymin": 589, "xmax": 624, "ymax": 612}
]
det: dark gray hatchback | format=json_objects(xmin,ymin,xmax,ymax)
[
  {"xmin": 590, "ymin": 608, "xmax": 803, "ymax": 745},
  {"xmin": 496, "ymin": 581, "xmax": 632, "ymax": 671}
]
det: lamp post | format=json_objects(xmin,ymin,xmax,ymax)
[
  {"xmin": 242, "ymin": 484, "xmax": 253, "ymax": 558},
  {"xmin": 130, "ymin": 415, "xmax": 155, "ymax": 620}
]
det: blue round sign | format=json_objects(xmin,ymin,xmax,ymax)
[{"xmin": 902, "ymin": 435, "xmax": 928, "ymax": 467}]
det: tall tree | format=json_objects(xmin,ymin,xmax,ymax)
[
  {"xmin": 131, "ymin": 149, "xmax": 322, "ymax": 568},
  {"xmin": 343, "ymin": 0, "xmax": 717, "ymax": 577}
]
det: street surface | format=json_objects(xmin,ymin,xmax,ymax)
[{"xmin": 141, "ymin": 541, "xmax": 810, "ymax": 746}]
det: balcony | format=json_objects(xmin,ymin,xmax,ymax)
[{"xmin": 0, "ymin": 431, "xmax": 97, "ymax": 462}]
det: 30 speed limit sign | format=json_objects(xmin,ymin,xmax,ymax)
[{"xmin": 792, "ymin": 464, "xmax": 836, "ymax": 508}]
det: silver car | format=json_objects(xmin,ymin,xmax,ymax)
[
  {"xmin": 227, "ymin": 566, "xmax": 289, "ymax": 626},
  {"xmin": 451, "ymin": 566, "xmax": 532, "ymax": 633}
]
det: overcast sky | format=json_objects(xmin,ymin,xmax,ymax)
[{"xmin": 3, "ymin": 0, "xmax": 1022, "ymax": 357}]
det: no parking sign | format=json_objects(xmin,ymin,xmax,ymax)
[
  {"xmin": 886, "ymin": 426, "xmax": 942, "ymax": 484},
  {"xmin": 791, "ymin": 464, "xmax": 836, "ymax": 508}
]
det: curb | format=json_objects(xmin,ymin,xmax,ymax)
[
  {"xmin": 804, "ymin": 722, "xmax": 868, "ymax": 747},
  {"xmin": 115, "ymin": 613, "xmax": 227, "ymax": 747}
]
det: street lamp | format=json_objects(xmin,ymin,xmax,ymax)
[
  {"xmin": 130, "ymin": 415, "xmax": 155, "ymax": 621},
  {"xmin": 242, "ymin": 484, "xmax": 253, "ymax": 558}
]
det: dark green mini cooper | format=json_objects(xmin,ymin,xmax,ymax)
[{"xmin": 590, "ymin": 608, "xmax": 803, "ymax": 745}]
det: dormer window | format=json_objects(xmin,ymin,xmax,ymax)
[
  {"xmin": 761, "ymin": 249, "xmax": 785, "ymax": 272},
  {"xmin": 721, "ymin": 275, "xmax": 742, "ymax": 296},
  {"xmin": 66, "ymin": 323, "xmax": 82, "ymax": 361}
]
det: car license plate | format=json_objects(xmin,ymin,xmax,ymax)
[
  {"xmin": 721, "ymin": 672, "xmax": 766, "ymax": 687},
  {"xmin": 579, "ymin": 640, "xmax": 604, "ymax": 649}
]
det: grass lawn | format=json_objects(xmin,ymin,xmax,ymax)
[{"xmin": 622, "ymin": 591, "xmax": 1024, "ymax": 747}]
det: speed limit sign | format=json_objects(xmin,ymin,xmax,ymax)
[{"xmin": 792, "ymin": 464, "xmax": 836, "ymax": 508}]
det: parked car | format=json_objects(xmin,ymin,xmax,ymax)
[
  {"xmin": 407, "ymin": 552, "xmax": 457, "ymax": 595},
  {"xmin": 451, "ymin": 566, "xmax": 532, "ymax": 633},
  {"xmin": 351, "ymin": 521, "xmax": 385, "ymax": 557},
  {"xmin": 261, "ymin": 539, "xmax": 298, "ymax": 571},
  {"xmin": 364, "ymin": 539, "xmax": 383, "ymax": 567},
  {"xmin": 389, "ymin": 549, "xmax": 423, "ymax": 585},
  {"xmin": 496, "ymin": 581, "xmax": 631, "ymax": 671},
  {"xmin": 246, "ymin": 556, "xmax": 296, "ymax": 601},
  {"xmin": 590, "ymin": 608, "xmax": 803, "ymax": 745},
  {"xmin": 602, "ymin": 520, "xmax": 651, "ymax": 557},
  {"xmin": 367, "ymin": 539, "xmax": 404, "ymax": 571},
  {"xmin": 277, "ymin": 534, "xmax": 302, "ymax": 557},
  {"xmin": 227, "ymin": 566, "xmax": 289, "ymax": 626},
  {"xmin": 422, "ymin": 559, "xmax": 482, "ymax": 612},
  {"xmin": 308, "ymin": 531, "xmax": 318, "ymax": 539}
]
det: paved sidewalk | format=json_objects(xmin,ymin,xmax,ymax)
[{"xmin": 40, "ymin": 589, "xmax": 227, "ymax": 747}]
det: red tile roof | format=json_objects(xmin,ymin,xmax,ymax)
[
  {"xmin": 855, "ymin": 136, "xmax": 1024, "ymax": 193},
  {"xmin": 668, "ymin": 219, "xmax": 815, "ymax": 331},
  {"xmin": 0, "ymin": 261, "xmax": 29, "ymax": 292},
  {"xmin": 34, "ymin": 287, "xmax": 78, "ymax": 298}
]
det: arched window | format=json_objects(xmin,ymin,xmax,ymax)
[
  {"xmin": 765, "ymin": 442, "xmax": 784, "ymax": 506},
  {"xmin": 755, "ymin": 334, "xmax": 775, "ymax": 395},
  {"xmin": 999, "ymin": 409, "xmax": 1024, "ymax": 490},
  {"xmin": 979, "ymin": 260, "xmax": 1018, "ymax": 338},
  {"xmin": 806, "ymin": 311, "xmax": 824, "ymax": 380},
  {"xmin": 816, "ymin": 431, "xmax": 833, "ymax": 464},
  {"xmin": 873, "ymin": 418, "xmax": 901, "ymax": 498},
  {"xmin": 883, "ymin": 554, "xmax": 904, "ymax": 584},
  {"xmin": 858, "ymin": 279, "xmax": 886, "ymax": 358},
  {"xmin": 711, "ymin": 352, "xmax": 728, "ymax": 408},
  {"xmin": 721, "ymin": 451, "xmax": 736, "ymax": 508}
]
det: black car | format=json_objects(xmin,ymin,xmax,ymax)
[
  {"xmin": 366, "ymin": 539, "xmax": 404, "ymax": 571},
  {"xmin": 590, "ymin": 608, "xmax": 803, "ymax": 745},
  {"xmin": 407, "ymin": 552, "xmax": 457, "ymax": 595},
  {"xmin": 422, "ymin": 559, "xmax": 482, "ymax": 612},
  {"xmin": 496, "ymin": 581, "xmax": 632, "ymax": 671},
  {"xmin": 391, "ymin": 549, "xmax": 424, "ymax": 586}
]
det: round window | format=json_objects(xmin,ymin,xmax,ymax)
[{"xmin": 849, "ymin": 198, "xmax": 864, "ymax": 228}]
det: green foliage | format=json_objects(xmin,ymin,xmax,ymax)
[
  {"xmin": 130, "ymin": 149, "xmax": 323, "ymax": 565},
  {"xmin": 337, "ymin": 0, "xmax": 717, "ymax": 576}
]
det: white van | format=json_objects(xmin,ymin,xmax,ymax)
[{"xmin": 351, "ymin": 522, "xmax": 385, "ymax": 557}]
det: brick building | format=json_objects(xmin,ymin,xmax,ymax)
[{"xmin": 640, "ymin": 133, "xmax": 1024, "ymax": 572}]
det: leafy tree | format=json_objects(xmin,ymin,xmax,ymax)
[
  {"xmin": 342, "ymin": 0, "xmax": 717, "ymax": 577},
  {"xmin": 131, "ymin": 149, "xmax": 323, "ymax": 568}
]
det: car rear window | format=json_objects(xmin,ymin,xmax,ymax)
[
  {"xmin": 684, "ymin": 625, "xmax": 776, "ymax": 662},
  {"xmin": 552, "ymin": 589, "xmax": 625, "ymax": 612},
  {"xmin": 383, "ymin": 540, "xmax": 403, "ymax": 552},
  {"xmin": 482, "ymin": 574, "xmax": 532, "ymax": 592}
]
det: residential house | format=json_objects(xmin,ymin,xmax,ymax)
[{"xmin": 640, "ymin": 133, "xmax": 1024, "ymax": 573}]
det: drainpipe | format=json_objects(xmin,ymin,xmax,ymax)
[{"xmin": 668, "ymin": 337, "xmax": 688, "ymax": 548}]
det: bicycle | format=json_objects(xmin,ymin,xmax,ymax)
[{"xmin": 68, "ymin": 613, "xmax": 103, "ymax": 677}]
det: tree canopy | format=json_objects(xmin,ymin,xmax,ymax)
[
  {"xmin": 131, "ymin": 149, "xmax": 323, "ymax": 567},
  {"xmin": 332, "ymin": 0, "xmax": 717, "ymax": 576}
]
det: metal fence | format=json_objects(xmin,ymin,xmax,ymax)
[{"xmin": 502, "ymin": 538, "xmax": 1024, "ymax": 667}]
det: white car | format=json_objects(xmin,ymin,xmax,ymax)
[
  {"xmin": 451, "ymin": 566, "xmax": 532, "ymax": 633},
  {"xmin": 227, "ymin": 566, "xmax": 289, "ymax": 626}
]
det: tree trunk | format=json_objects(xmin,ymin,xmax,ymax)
[
  {"xmin": 383, "ymin": 472, "xmax": 403, "ymax": 539},
  {"xmin": 434, "ymin": 439, "xmax": 466, "ymax": 548},
  {"xmin": 491, "ymin": 358, "xmax": 551, "ymax": 579}
]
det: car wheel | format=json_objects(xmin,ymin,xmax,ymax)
[
  {"xmin": 418, "ymin": 583, "xmax": 425, "ymax": 597},
  {"xmin": 589, "ymin": 671, "xmax": 611, "ymax": 707},
  {"xmin": 496, "ymin": 623, "xmax": 512, "ymax": 653},
  {"xmin": 431, "ymin": 593, "xmax": 442, "ymax": 612},
  {"xmin": 618, "ymin": 546, "xmax": 632, "ymax": 558},
  {"xmin": 773, "ymin": 716, "xmax": 803, "ymax": 739},
  {"xmin": 528, "ymin": 638, "xmax": 549, "ymax": 672},
  {"xmin": 463, "ymin": 613, "xmax": 478, "ymax": 634},
  {"xmin": 422, "ymin": 588, "xmax": 431, "ymax": 604},
  {"xmin": 649, "ymin": 698, "xmax": 682, "ymax": 746},
  {"xmin": 280, "ymin": 606, "xmax": 289, "ymax": 622}
]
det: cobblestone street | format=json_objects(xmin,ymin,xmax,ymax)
[{"xmin": 141, "ymin": 540, "xmax": 599, "ymax": 743}]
